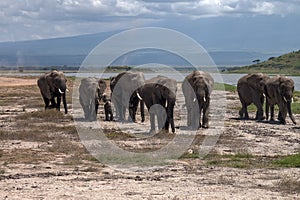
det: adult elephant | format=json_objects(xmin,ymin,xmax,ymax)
[
  {"xmin": 37, "ymin": 70, "xmax": 68, "ymax": 114},
  {"xmin": 265, "ymin": 75, "xmax": 297, "ymax": 125},
  {"xmin": 79, "ymin": 77, "xmax": 107, "ymax": 121},
  {"xmin": 182, "ymin": 70, "xmax": 214, "ymax": 129},
  {"xmin": 237, "ymin": 73, "xmax": 270, "ymax": 120},
  {"xmin": 135, "ymin": 76, "xmax": 177, "ymax": 133},
  {"xmin": 110, "ymin": 71, "xmax": 145, "ymax": 122}
]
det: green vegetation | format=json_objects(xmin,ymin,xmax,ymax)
[
  {"xmin": 214, "ymin": 82, "xmax": 237, "ymax": 92},
  {"xmin": 206, "ymin": 153, "xmax": 256, "ymax": 169},
  {"xmin": 228, "ymin": 50, "xmax": 300, "ymax": 75},
  {"xmin": 273, "ymin": 153, "xmax": 300, "ymax": 168}
]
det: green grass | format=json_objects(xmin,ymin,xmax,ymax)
[
  {"xmin": 273, "ymin": 153, "xmax": 300, "ymax": 168},
  {"xmin": 214, "ymin": 82, "xmax": 237, "ymax": 92},
  {"xmin": 227, "ymin": 50, "xmax": 300, "ymax": 75}
]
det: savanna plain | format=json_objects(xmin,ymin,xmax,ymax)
[{"xmin": 0, "ymin": 75, "xmax": 299, "ymax": 199}]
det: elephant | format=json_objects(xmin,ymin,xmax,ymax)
[
  {"xmin": 237, "ymin": 73, "xmax": 270, "ymax": 120},
  {"xmin": 110, "ymin": 71, "xmax": 145, "ymax": 122},
  {"xmin": 102, "ymin": 94, "xmax": 114, "ymax": 121},
  {"xmin": 37, "ymin": 70, "xmax": 68, "ymax": 114},
  {"xmin": 265, "ymin": 75, "xmax": 297, "ymax": 125},
  {"xmin": 182, "ymin": 70, "xmax": 214, "ymax": 129},
  {"xmin": 129, "ymin": 75, "xmax": 177, "ymax": 126},
  {"xmin": 134, "ymin": 76, "xmax": 177, "ymax": 133},
  {"xmin": 79, "ymin": 77, "xmax": 107, "ymax": 121}
]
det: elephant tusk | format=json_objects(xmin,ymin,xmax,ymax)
[
  {"xmin": 58, "ymin": 89, "xmax": 64, "ymax": 94},
  {"xmin": 203, "ymin": 97, "xmax": 206, "ymax": 102},
  {"xmin": 283, "ymin": 96, "xmax": 287, "ymax": 103},
  {"xmin": 66, "ymin": 89, "xmax": 69, "ymax": 92},
  {"xmin": 292, "ymin": 98, "xmax": 294, "ymax": 103},
  {"xmin": 137, "ymin": 92, "xmax": 143, "ymax": 101},
  {"xmin": 263, "ymin": 93, "xmax": 266, "ymax": 97},
  {"xmin": 193, "ymin": 98, "xmax": 196, "ymax": 102}
]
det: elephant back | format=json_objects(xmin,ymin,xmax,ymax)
[{"xmin": 147, "ymin": 75, "xmax": 177, "ymax": 95}]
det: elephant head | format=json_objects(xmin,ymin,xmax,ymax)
[
  {"xmin": 37, "ymin": 70, "xmax": 68, "ymax": 114},
  {"xmin": 79, "ymin": 77, "xmax": 107, "ymax": 121},
  {"xmin": 110, "ymin": 72, "xmax": 145, "ymax": 122},
  {"xmin": 265, "ymin": 76, "xmax": 296, "ymax": 125},
  {"xmin": 182, "ymin": 70, "xmax": 214, "ymax": 129}
]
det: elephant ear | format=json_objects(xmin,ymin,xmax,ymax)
[
  {"xmin": 246, "ymin": 73, "xmax": 260, "ymax": 89},
  {"xmin": 46, "ymin": 71, "xmax": 59, "ymax": 92},
  {"xmin": 278, "ymin": 77, "xmax": 287, "ymax": 95},
  {"xmin": 38, "ymin": 75, "xmax": 52, "ymax": 99}
]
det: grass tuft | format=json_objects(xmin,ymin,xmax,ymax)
[{"xmin": 273, "ymin": 153, "xmax": 300, "ymax": 168}]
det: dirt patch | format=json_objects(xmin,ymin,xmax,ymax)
[
  {"xmin": 0, "ymin": 76, "xmax": 299, "ymax": 199},
  {"xmin": 0, "ymin": 77, "xmax": 37, "ymax": 87}
]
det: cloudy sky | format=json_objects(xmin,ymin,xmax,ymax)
[{"xmin": 1, "ymin": 0, "xmax": 300, "ymax": 53}]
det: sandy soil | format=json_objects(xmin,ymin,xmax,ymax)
[
  {"xmin": 0, "ymin": 77, "xmax": 37, "ymax": 87},
  {"xmin": 0, "ymin": 77, "xmax": 299, "ymax": 199}
]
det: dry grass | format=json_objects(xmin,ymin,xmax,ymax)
[
  {"xmin": 277, "ymin": 176, "xmax": 300, "ymax": 193},
  {"xmin": 0, "ymin": 129, "xmax": 53, "ymax": 142}
]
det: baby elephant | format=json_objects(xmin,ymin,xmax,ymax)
[{"xmin": 102, "ymin": 94, "xmax": 113, "ymax": 121}]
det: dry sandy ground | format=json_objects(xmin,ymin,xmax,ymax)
[
  {"xmin": 0, "ymin": 76, "xmax": 299, "ymax": 199},
  {"xmin": 0, "ymin": 76, "xmax": 37, "ymax": 87}
]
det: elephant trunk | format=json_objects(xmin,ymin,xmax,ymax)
[
  {"xmin": 62, "ymin": 93, "xmax": 68, "ymax": 114},
  {"xmin": 287, "ymin": 101, "xmax": 297, "ymax": 125}
]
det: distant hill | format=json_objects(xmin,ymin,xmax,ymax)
[
  {"xmin": 227, "ymin": 50, "xmax": 300, "ymax": 75},
  {"xmin": 0, "ymin": 31, "xmax": 279, "ymax": 68}
]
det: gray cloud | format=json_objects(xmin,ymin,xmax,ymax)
[{"xmin": 0, "ymin": 0, "xmax": 299, "ymax": 41}]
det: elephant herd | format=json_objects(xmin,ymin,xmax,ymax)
[
  {"xmin": 37, "ymin": 70, "xmax": 297, "ymax": 134},
  {"xmin": 237, "ymin": 73, "xmax": 297, "ymax": 125}
]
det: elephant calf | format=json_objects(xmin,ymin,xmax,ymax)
[
  {"xmin": 37, "ymin": 70, "xmax": 68, "ymax": 114},
  {"xmin": 265, "ymin": 75, "xmax": 297, "ymax": 125},
  {"xmin": 182, "ymin": 70, "xmax": 214, "ymax": 129},
  {"xmin": 79, "ymin": 77, "xmax": 107, "ymax": 121},
  {"xmin": 237, "ymin": 73, "xmax": 269, "ymax": 120},
  {"xmin": 102, "ymin": 94, "xmax": 114, "ymax": 121}
]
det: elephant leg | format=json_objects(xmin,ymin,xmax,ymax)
[
  {"xmin": 238, "ymin": 104, "xmax": 244, "ymax": 118},
  {"xmin": 253, "ymin": 95, "xmax": 264, "ymax": 120},
  {"xmin": 105, "ymin": 109, "xmax": 109, "ymax": 121},
  {"xmin": 89, "ymin": 103, "xmax": 96, "ymax": 121},
  {"xmin": 50, "ymin": 97, "xmax": 56, "ymax": 109},
  {"xmin": 121, "ymin": 106, "xmax": 126, "ymax": 121},
  {"xmin": 270, "ymin": 105, "xmax": 275, "ymax": 121},
  {"xmin": 110, "ymin": 111, "xmax": 114, "ymax": 121},
  {"xmin": 202, "ymin": 105, "xmax": 209, "ymax": 129},
  {"xmin": 140, "ymin": 100, "xmax": 145, "ymax": 123},
  {"xmin": 239, "ymin": 103, "xmax": 249, "ymax": 119},
  {"xmin": 278, "ymin": 103, "xmax": 287, "ymax": 124},
  {"xmin": 94, "ymin": 102, "xmax": 99, "ymax": 120},
  {"xmin": 149, "ymin": 113, "xmax": 156, "ymax": 134},
  {"xmin": 187, "ymin": 107, "xmax": 192, "ymax": 127},
  {"xmin": 265, "ymin": 100, "xmax": 269, "ymax": 120},
  {"xmin": 82, "ymin": 105, "xmax": 90, "ymax": 120},
  {"xmin": 43, "ymin": 97, "xmax": 50, "ymax": 110}
]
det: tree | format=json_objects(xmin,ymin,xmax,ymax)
[{"xmin": 252, "ymin": 59, "xmax": 260, "ymax": 64}]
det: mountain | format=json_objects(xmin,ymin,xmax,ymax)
[
  {"xmin": 0, "ymin": 32, "xmax": 280, "ymax": 68},
  {"xmin": 227, "ymin": 50, "xmax": 300, "ymax": 75}
]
